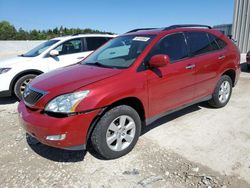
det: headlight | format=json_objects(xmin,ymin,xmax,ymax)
[
  {"xmin": 45, "ymin": 90, "xmax": 90, "ymax": 113},
  {"xmin": 0, "ymin": 68, "xmax": 11, "ymax": 74}
]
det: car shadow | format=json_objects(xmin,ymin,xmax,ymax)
[
  {"xmin": 0, "ymin": 96, "xmax": 18, "ymax": 105},
  {"xmin": 240, "ymin": 62, "xmax": 250, "ymax": 73},
  {"xmin": 27, "ymin": 135, "xmax": 87, "ymax": 162},
  {"xmin": 141, "ymin": 103, "xmax": 202, "ymax": 135},
  {"xmin": 27, "ymin": 103, "xmax": 203, "ymax": 162}
]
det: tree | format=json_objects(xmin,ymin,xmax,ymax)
[
  {"xmin": 0, "ymin": 20, "xmax": 114, "ymax": 40},
  {"xmin": 0, "ymin": 21, "xmax": 17, "ymax": 40},
  {"xmin": 15, "ymin": 28, "xmax": 29, "ymax": 40}
]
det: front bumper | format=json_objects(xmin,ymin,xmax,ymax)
[
  {"xmin": 0, "ymin": 72, "xmax": 13, "ymax": 95},
  {"xmin": 18, "ymin": 101, "xmax": 101, "ymax": 150}
]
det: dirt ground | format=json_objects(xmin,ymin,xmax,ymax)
[{"xmin": 0, "ymin": 63, "xmax": 250, "ymax": 188}]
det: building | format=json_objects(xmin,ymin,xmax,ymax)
[
  {"xmin": 213, "ymin": 24, "xmax": 232, "ymax": 36},
  {"xmin": 232, "ymin": 0, "xmax": 250, "ymax": 53}
]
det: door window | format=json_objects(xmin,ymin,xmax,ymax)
[
  {"xmin": 86, "ymin": 37, "xmax": 109, "ymax": 51},
  {"xmin": 54, "ymin": 38, "xmax": 82, "ymax": 55},
  {"xmin": 187, "ymin": 32, "xmax": 212, "ymax": 56},
  {"xmin": 207, "ymin": 34, "xmax": 220, "ymax": 51},
  {"xmin": 148, "ymin": 33, "xmax": 189, "ymax": 62}
]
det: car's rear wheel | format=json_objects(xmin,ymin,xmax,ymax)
[
  {"xmin": 14, "ymin": 74, "xmax": 37, "ymax": 100},
  {"xmin": 90, "ymin": 105, "xmax": 141, "ymax": 159},
  {"xmin": 208, "ymin": 75, "xmax": 232, "ymax": 108}
]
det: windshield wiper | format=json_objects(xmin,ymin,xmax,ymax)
[{"xmin": 84, "ymin": 62, "xmax": 112, "ymax": 68}]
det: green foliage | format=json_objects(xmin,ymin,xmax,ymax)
[
  {"xmin": 0, "ymin": 21, "xmax": 114, "ymax": 40},
  {"xmin": 0, "ymin": 21, "xmax": 17, "ymax": 40}
]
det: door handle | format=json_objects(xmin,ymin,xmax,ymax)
[
  {"xmin": 185, "ymin": 64, "xmax": 196, "ymax": 70},
  {"xmin": 77, "ymin": 56, "xmax": 85, "ymax": 60},
  {"xmin": 218, "ymin": 55, "xmax": 226, "ymax": 60}
]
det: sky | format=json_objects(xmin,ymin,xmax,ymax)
[{"xmin": 0, "ymin": 0, "xmax": 234, "ymax": 34}]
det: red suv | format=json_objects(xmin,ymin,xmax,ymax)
[{"xmin": 18, "ymin": 25, "xmax": 240, "ymax": 159}]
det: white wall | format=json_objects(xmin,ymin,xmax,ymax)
[{"xmin": 0, "ymin": 40, "xmax": 46, "ymax": 60}]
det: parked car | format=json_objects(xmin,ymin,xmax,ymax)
[
  {"xmin": 18, "ymin": 25, "xmax": 240, "ymax": 159},
  {"xmin": 0, "ymin": 34, "xmax": 116, "ymax": 99},
  {"xmin": 247, "ymin": 51, "xmax": 250, "ymax": 69}
]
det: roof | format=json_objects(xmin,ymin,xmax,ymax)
[
  {"xmin": 52, "ymin": 33, "xmax": 117, "ymax": 41},
  {"xmin": 123, "ymin": 24, "xmax": 213, "ymax": 36}
]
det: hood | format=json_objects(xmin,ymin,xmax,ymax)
[
  {"xmin": 0, "ymin": 56, "xmax": 33, "ymax": 67},
  {"xmin": 30, "ymin": 64, "xmax": 122, "ymax": 95}
]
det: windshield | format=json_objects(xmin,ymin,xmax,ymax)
[
  {"xmin": 82, "ymin": 35, "xmax": 155, "ymax": 69},
  {"xmin": 22, "ymin": 40, "xmax": 59, "ymax": 57}
]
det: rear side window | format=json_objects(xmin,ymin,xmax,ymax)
[
  {"xmin": 86, "ymin": 37, "xmax": 109, "ymax": 51},
  {"xmin": 148, "ymin": 33, "xmax": 189, "ymax": 62},
  {"xmin": 208, "ymin": 33, "xmax": 227, "ymax": 50},
  {"xmin": 215, "ymin": 38, "xmax": 227, "ymax": 49},
  {"xmin": 207, "ymin": 34, "xmax": 220, "ymax": 51},
  {"xmin": 187, "ymin": 32, "xmax": 211, "ymax": 56}
]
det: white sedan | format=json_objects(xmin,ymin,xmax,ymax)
[{"xmin": 0, "ymin": 34, "xmax": 116, "ymax": 99}]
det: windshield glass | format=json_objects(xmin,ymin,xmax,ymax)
[
  {"xmin": 22, "ymin": 40, "xmax": 59, "ymax": 57},
  {"xmin": 82, "ymin": 35, "xmax": 155, "ymax": 69}
]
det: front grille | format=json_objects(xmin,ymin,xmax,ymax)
[{"xmin": 23, "ymin": 86, "xmax": 47, "ymax": 106}]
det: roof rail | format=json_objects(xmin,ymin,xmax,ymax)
[
  {"xmin": 126, "ymin": 28, "xmax": 157, "ymax": 33},
  {"xmin": 164, "ymin": 24, "xmax": 212, "ymax": 30}
]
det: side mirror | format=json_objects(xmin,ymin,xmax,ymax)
[
  {"xmin": 49, "ymin": 50, "xmax": 59, "ymax": 57},
  {"xmin": 149, "ymin": 54, "xmax": 170, "ymax": 68}
]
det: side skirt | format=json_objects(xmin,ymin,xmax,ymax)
[{"xmin": 145, "ymin": 95, "xmax": 212, "ymax": 125}]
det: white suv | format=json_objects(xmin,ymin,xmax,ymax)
[{"xmin": 0, "ymin": 34, "xmax": 116, "ymax": 99}]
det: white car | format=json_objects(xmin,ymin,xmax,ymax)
[{"xmin": 0, "ymin": 34, "xmax": 116, "ymax": 99}]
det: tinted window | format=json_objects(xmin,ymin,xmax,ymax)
[
  {"xmin": 55, "ymin": 38, "xmax": 82, "ymax": 55},
  {"xmin": 187, "ymin": 32, "xmax": 211, "ymax": 56},
  {"xmin": 208, "ymin": 33, "xmax": 227, "ymax": 50},
  {"xmin": 86, "ymin": 37, "xmax": 109, "ymax": 51},
  {"xmin": 216, "ymin": 38, "xmax": 227, "ymax": 49},
  {"xmin": 148, "ymin": 33, "xmax": 188, "ymax": 62},
  {"xmin": 208, "ymin": 34, "xmax": 220, "ymax": 51}
]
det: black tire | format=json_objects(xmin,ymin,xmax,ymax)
[
  {"xmin": 208, "ymin": 75, "xmax": 232, "ymax": 108},
  {"xmin": 14, "ymin": 74, "xmax": 37, "ymax": 100},
  {"xmin": 90, "ymin": 105, "xmax": 141, "ymax": 159}
]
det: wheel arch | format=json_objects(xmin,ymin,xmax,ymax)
[
  {"xmin": 9, "ymin": 69, "xmax": 44, "ymax": 94},
  {"xmin": 221, "ymin": 69, "xmax": 236, "ymax": 87},
  {"xmin": 86, "ymin": 96, "xmax": 146, "ymax": 147}
]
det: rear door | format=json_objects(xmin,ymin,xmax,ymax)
[
  {"xmin": 146, "ymin": 33, "xmax": 196, "ymax": 117},
  {"xmin": 186, "ymin": 32, "xmax": 228, "ymax": 99}
]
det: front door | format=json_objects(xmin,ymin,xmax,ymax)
[
  {"xmin": 46, "ymin": 38, "xmax": 90, "ymax": 71},
  {"xmin": 146, "ymin": 32, "xmax": 196, "ymax": 118}
]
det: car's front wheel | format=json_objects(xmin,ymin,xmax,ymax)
[
  {"xmin": 208, "ymin": 75, "xmax": 232, "ymax": 108},
  {"xmin": 90, "ymin": 105, "xmax": 141, "ymax": 159},
  {"xmin": 14, "ymin": 74, "xmax": 37, "ymax": 100}
]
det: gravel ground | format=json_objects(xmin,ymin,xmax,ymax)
[{"xmin": 0, "ymin": 63, "xmax": 250, "ymax": 188}]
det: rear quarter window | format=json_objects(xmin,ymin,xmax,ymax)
[{"xmin": 86, "ymin": 37, "xmax": 110, "ymax": 51}]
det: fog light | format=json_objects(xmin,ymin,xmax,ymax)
[{"xmin": 46, "ymin": 134, "xmax": 66, "ymax": 141}]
